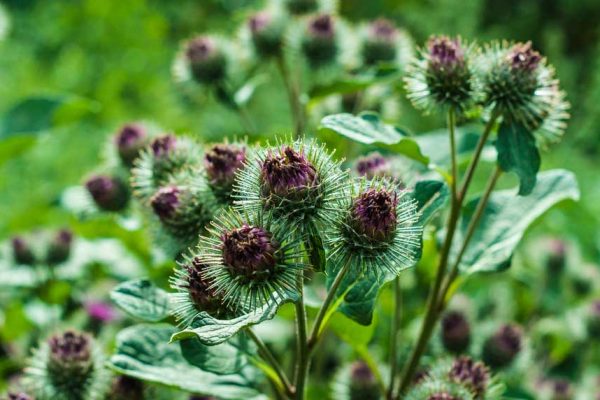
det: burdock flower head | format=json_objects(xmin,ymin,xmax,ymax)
[
  {"xmin": 405, "ymin": 378, "xmax": 473, "ymax": 400},
  {"xmin": 191, "ymin": 208, "xmax": 305, "ymax": 311},
  {"xmin": 85, "ymin": 175, "xmax": 130, "ymax": 212},
  {"xmin": 25, "ymin": 330, "xmax": 109, "ymax": 400},
  {"xmin": 7, "ymin": 393, "xmax": 35, "ymax": 400},
  {"xmin": 204, "ymin": 143, "xmax": 246, "ymax": 200},
  {"xmin": 184, "ymin": 36, "xmax": 227, "ymax": 84},
  {"xmin": 171, "ymin": 256, "xmax": 228, "ymax": 326},
  {"xmin": 478, "ymin": 41, "xmax": 569, "ymax": 144},
  {"xmin": 348, "ymin": 361, "xmax": 380, "ymax": 400},
  {"xmin": 285, "ymin": 0, "xmax": 318, "ymax": 14},
  {"xmin": 131, "ymin": 134, "xmax": 200, "ymax": 203},
  {"xmin": 355, "ymin": 152, "xmax": 391, "ymax": 180},
  {"xmin": 248, "ymin": 11, "xmax": 285, "ymax": 58},
  {"xmin": 235, "ymin": 139, "xmax": 347, "ymax": 233},
  {"xmin": 362, "ymin": 18, "xmax": 398, "ymax": 66},
  {"xmin": 325, "ymin": 178, "xmax": 420, "ymax": 276},
  {"xmin": 441, "ymin": 311, "xmax": 471, "ymax": 354},
  {"xmin": 405, "ymin": 35, "xmax": 478, "ymax": 113},
  {"xmin": 46, "ymin": 229, "xmax": 73, "ymax": 265},
  {"xmin": 302, "ymin": 14, "xmax": 338, "ymax": 68},
  {"xmin": 482, "ymin": 324, "xmax": 522, "ymax": 369},
  {"xmin": 114, "ymin": 123, "xmax": 147, "ymax": 167},
  {"xmin": 11, "ymin": 235, "xmax": 36, "ymax": 265},
  {"xmin": 448, "ymin": 357, "xmax": 489, "ymax": 398}
]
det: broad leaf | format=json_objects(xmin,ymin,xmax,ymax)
[
  {"xmin": 412, "ymin": 180, "xmax": 449, "ymax": 225},
  {"xmin": 109, "ymin": 324, "xmax": 264, "ymax": 400},
  {"xmin": 319, "ymin": 112, "xmax": 428, "ymax": 165},
  {"xmin": 457, "ymin": 170, "xmax": 579, "ymax": 274},
  {"xmin": 171, "ymin": 294, "xmax": 294, "ymax": 345},
  {"xmin": 414, "ymin": 126, "xmax": 490, "ymax": 168},
  {"xmin": 496, "ymin": 121, "xmax": 541, "ymax": 195},
  {"xmin": 328, "ymin": 310, "xmax": 375, "ymax": 347},
  {"xmin": 309, "ymin": 69, "xmax": 399, "ymax": 100},
  {"xmin": 180, "ymin": 335, "xmax": 249, "ymax": 375},
  {"xmin": 110, "ymin": 279, "xmax": 170, "ymax": 322}
]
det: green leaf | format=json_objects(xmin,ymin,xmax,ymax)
[
  {"xmin": 457, "ymin": 170, "xmax": 579, "ymax": 274},
  {"xmin": 109, "ymin": 324, "xmax": 264, "ymax": 400},
  {"xmin": 414, "ymin": 126, "xmax": 487, "ymax": 168},
  {"xmin": 495, "ymin": 121, "xmax": 541, "ymax": 195},
  {"xmin": 180, "ymin": 335, "xmax": 249, "ymax": 375},
  {"xmin": 170, "ymin": 294, "xmax": 293, "ymax": 345},
  {"xmin": 110, "ymin": 279, "xmax": 170, "ymax": 322},
  {"xmin": 235, "ymin": 74, "xmax": 267, "ymax": 107},
  {"xmin": 328, "ymin": 312, "xmax": 375, "ymax": 347},
  {"xmin": 319, "ymin": 112, "xmax": 429, "ymax": 165},
  {"xmin": 0, "ymin": 135, "xmax": 37, "ymax": 167},
  {"xmin": 411, "ymin": 180, "xmax": 449, "ymax": 225}
]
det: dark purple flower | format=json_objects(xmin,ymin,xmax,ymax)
[
  {"xmin": 151, "ymin": 135, "xmax": 177, "ymax": 158},
  {"xmin": 308, "ymin": 14, "xmax": 335, "ymax": 39},
  {"xmin": 441, "ymin": 311, "xmax": 471, "ymax": 354},
  {"xmin": 449, "ymin": 356, "xmax": 489, "ymax": 397},
  {"xmin": 204, "ymin": 144, "xmax": 246, "ymax": 189},
  {"xmin": 302, "ymin": 15, "xmax": 338, "ymax": 67},
  {"xmin": 248, "ymin": 12, "xmax": 283, "ymax": 57},
  {"xmin": 428, "ymin": 36, "xmax": 465, "ymax": 70},
  {"xmin": 85, "ymin": 175, "xmax": 129, "ymax": 212},
  {"xmin": 507, "ymin": 42, "xmax": 541, "ymax": 72},
  {"xmin": 482, "ymin": 324, "xmax": 522, "ymax": 369},
  {"xmin": 362, "ymin": 19, "xmax": 398, "ymax": 65},
  {"xmin": 221, "ymin": 225, "xmax": 279, "ymax": 281},
  {"xmin": 115, "ymin": 123, "xmax": 147, "ymax": 167},
  {"xmin": 111, "ymin": 375, "xmax": 144, "ymax": 400},
  {"xmin": 184, "ymin": 257, "xmax": 224, "ymax": 315},
  {"xmin": 11, "ymin": 236, "xmax": 36, "ymax": 265},
  {"xmin": 46, "ymin": 229, "xmax": 73, "ymax": 265},
  {"xmin": 150, "ymin": 186, "xmax": 181, "ymax": 221},
  {"xmin": 8, "ymin": 393, "xmax": 34, "ymax": 400},
  {"xmin": 185, "ymin": 36, "xmax": 227, "ymax": 83},
  {"xmin": 349, "ymin": 361, "xmax": 379, "ymax": 400},
  {"xmin": 350, "ymin": 188, "xmax": 398, "ymax": 242},
  {"xmin": 261, "ymin": 146, "xmax": 318, "ymax": 198},
  {"xmin": 47, "ymin": 330, "xmax": 93, "ymax": 384},
  {"xmin": 186, "ymin": 37, "xmax": 216, "ymax": 63},
  {"xmin": 86, "ymin": 301, "xmax": 118, "ymax": 323},
  {"xmin": 550, "ymin": 379, "xmax": 572, "ymax": 400},
  {"xmin": 356, "ymin": 153, "xmax": 390, "ymax": 179},
  {"xmin": 369, "ymin": 18, "xmax": 397, "ymax": 42}
]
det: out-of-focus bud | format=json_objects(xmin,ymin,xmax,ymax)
[
  {"xmin": 185, "ymin": 36, "xmax": 227, "ymax": 84},
  {"xmin": 115, "ymin": 123, "xmax": 147, "ymax": 167},
  {"xmin": 348, "ymin": 361, "xmax": 380, "ymax": 400},
  {"xmin": 441, "ymin": 311, "xmax": 471, "ymax": 354},
  {"xmin": 482, "ymin": 324, "xmax": 522, "ymax": 369},
  {"xmin": 46, "ymin": 229, "xmax": 73, "ymax": 265},
  {"xmin": 85, "ymin": 175, "xmax": 129, "ymax": 212},
  {"xmin": 302, "ymin": 14, "xmax": 338, "ymax": 68},
  {"xmin": 586, "ymin": 300, "xmax": 600, "ymax": 338},
  {"xmin": 248, "ymin": 12, "xmax": 284, "ymax": 57},
  {"xmin": 11, "ymin": 236, "xmax": 36, "ymax": 265},
  {"xmin": 546, "ymin": 238, "xmax": 566, "ymax": 274},
  {"xmin": 362, "ymin": 18, "xmax": 397, "ymax": 66}
]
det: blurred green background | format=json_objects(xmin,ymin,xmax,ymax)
[{"xmin": 0, "ymin": 0, "xmax": 598, "ymax": 261}]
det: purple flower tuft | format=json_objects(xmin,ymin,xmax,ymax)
[
  {"xmin": 350, "ymin": 188, "xmax": 398, "ymax": 242},
  {"xmin": 86, "ymin": 301, "xmax": 118, "ymax": 323},
  {"xmin": 482, "ymin": 324, "xmax": 522, "ymax": 369},
  {"xmin": 185, "ymin": 36, "xmax": 227, "ymax": 83},
  {"xmin": 115, "ymin": 123, "xmax": 147, "ymax": 167},
  {"xmin": 369, "ymin": 18, "xmax": 397, "ymax": 42},
  {"xmin": 448, "ymin": 356, "xmax": 489, "ymax": 397},
  {"xmin": 441, "ymin": 311, "xmax": 471, "ymax": 354},
  {"xmin": 507, "ymin": 42, "xmax": 541, "ymax": 72},
  {"xmin": 428, "ymin": 36, "xmax": 464, "ymax": 69},
  {"xmin": 349, "ymin": 361, "xmax": 379, "ymax": 399},
  {"xmin": 308, "ymin": 14, "xmax": 335, "ymax": 38},
  {"xmin": 221, "ymin": 225, "xmax": 279, "ymax": 281},
  {"xmin": 47, "ymin": 330, "xmax": 94, "ymax": 384},
  {"xmin": 184, "ymin": 257, "xmax": 224, "ymax": 315},
  {"xmin": 85, "ymin": 175, "xmax": 129, "ymax": 212},
  {"xmin": 186, "ymin": 37, "xmax": 216, "ymax": 63},
  {"xmin": 11, "ymin": 236, "xmax": 36, "ymax": 265},
  {"xmin": 261, "ymin": 146, "xmax": 318, "ymax": 198},
  {"xmin": 356, "ymin": 153, "xmax": 390, "ymax": 179},
  {"xmin": 46, "ymin": 228, "xmax": 74, "ymax": 265},
  {"xmin": 150, "ymin": 186, "xmax": 181, "ymax": 221},
  {"xmin": 151, "ymin": 135, "xmax": 177, "ymax": 158},
  {"xmin": 249, "ymin": 12, "xmax": 271, "ymax": 34},
  {"xmin": 8, "ymin": 393, "xmax": 34, "ymax": 400},
  {"xmin": 204, "ymin": 144, "xmax": 246, "ymax": 189}
]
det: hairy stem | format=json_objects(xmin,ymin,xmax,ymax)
[
  {"xmin": 438, "ymin": 166, "xmax": 503, "ymax": 310},
  {"xmin": 394, "ymin": 107, "xmax": 460, "ymax": 397},
  {"xmin": 247, "ymin": 328, "xmax": 295, "ymax": 398},
  {"xmin": 276, "ymin": 55, "xmax": 305, "ymax": 139},
  {"xmin": 387, "ymin": 277, "xmax": 402, "ymax": 400},
  {"xmin": 293, "ymin": 273, "xmax": 308, "ymax": 399}
]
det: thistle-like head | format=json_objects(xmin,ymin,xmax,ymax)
[
  {"xmin": 261, "ymin": 146, "xmax": 318, "ymax": 199},
  {"xmin": 448, "ymin": 356, "xmax": 489, "ymax": 398},
  {"xmin": 248, "ymin": 12, "xmax": 284, "ymax": 57},
  {"xmin": 150, "ymin": 186, "xmax": 181, "ymax": 222},
  {"xmin": 204, "ymin": 143, "xmax": 246, "ymax": 191},
  {"xmin": 302, "ymin": 14, "xmax": 338, "ymax": 67},
  {"xmin": 507, "ymin": 41, "xmax": 541, "ymax": 73},
  {"xmin": 350, "ymin": 187, "xmax": 398, "ymax": 243},
  {"xmin": 184, "ymin": 257, "xmax": 225, "ymax": 315},
  {"xmin": 11, "ymin": 235, "xmax": 36, "ymax": 265},
  {"xmin": 151, "ymin": 134, "xmax": 177, "ymax": 158},
  {"xmin": 185, "ymin": 36, "xmax": 227, "ymax": 84},
  {"xmin": 221, "ymin": 225, "xmax": 279, "ymax": 282},
  {"xmin": 441, "ymin": 311, "xmax": 471, "ymax": 354},
  {"xmin": 362, "ymin": 18, "xmax": 397, "ymax": 65},
  {"xmin": 47, "ymin": 330, "xmax": 93, "ymax": 386},
  {"xmin": 46, "ymin": 229, "xmax": 73, "ymax": 265},
  {"xmin": 355, "ymin": 152, "xmax": 390, "ymax": 179},
  {"xmin": 428, "ymin": 36, "xmax": 465, "ymax": 70},
  {"xmin": 482, "ymin": 324, "xmax": 522, "ymax": 369},
  {"xmin": 348, "ymin": 361, "xmax": 379, "ymax": 400},
  {"xmin": 85, "ymin": 175, "xmax": 129, "ymax": 212},
  {"xmin": 115, "ymin": 123, "xmax": 147, "ymax": 167}
]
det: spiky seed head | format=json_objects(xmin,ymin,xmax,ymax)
[
  {"xmin": 46, "ymin": 229, "xmax": 73, "ymax": 265},
  {"xmin": 115, "ymin": 123, "xmax": 147, "ymax": 167},
  {"xmin": 11, "ymin": 236, "xmax": 36, "ymax": 265},
  {"xmin": 151, "ymin": 186, "xmax": 180, "ymax": 221},
  {"xmin": 85, "ymin": 175, "xmax": 129, "ymax": 212},
  {"xmin": 284, "ymin": 0, "xmax": 318, "ymax": 15},
  {"xmin": 261, "ymin": 146, "xmax": 318, "ymax": 200},
  {"xmin": 348, "ymin": 361, "xmax": 380, "ymax": 400},
  {"xmin": 185, "ymin": 36, "xmax": 227, "ymax": 84},
  {"xmin": 110, "ymin": 376, "xmax": 144, "ymax": 400},
  {"xmin": 302, "ymin": 14, "xmax": 338, "ymax": 68},
  {"xmin": 248, "ymin": 12, "xmax": 285, "ymax": 57},
  {"xmin": 349, "ymin": 188, "xmax": 398, "ymax": 243},
  {"xmin": 362, "ymin": 18, "xmax": 397, "ymax": 65},
  {"xmin": 482, "ymin": 324, "xmax": 522, "ymax": 369},
  {"xmin": 185, "ymin": 257, "xmax": 226, "ymax": 315},
  {"xmin": 441, "ymin": 311, "xmax": 471, "ymax": 354},
  {"xmin": 507, "ymin": 42, "xmax": 541, "ymax": 73},
  {"xmin": 405, "ymin": 35, "xmax": 476, "ymax": 113},
  {"xmin": 355, "ymin": 152, "xmax": 390, "ymax": 179},
  {"xmin": 151, "ymin": 134, "xmax": 177, "ymax": 158},
  {"xmin": 46, "ymin": 330, "xmax": 93, "ymax": 389},
  {"xmin": 205, "ymin": 143, "xmax": 246, "ymax": 195},
  {"xmin": 405, "ymin": 375, "xmax": 474, "ymax": 400},
  {"xmin": 7, "ymin": 393, "xmax": 35, "ymax": 400},
  {"xmin": 221, "ymin": 225, "xmax": 279, "ymax": 282},
  {"xmin": 448, "ymin": 357, "xmax": 489, "ymax": 398}
]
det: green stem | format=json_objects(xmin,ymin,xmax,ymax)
[
  {"xmin": 394, "ymin": 107, "xmax": 460, "ymax": 398},
  {"xmin": 293, "ymin": 273, "xmax": 308, "ymax": 398},
  {"xmin": 438, "ymin": 166, "xmax": 503, "ymax": 310},
  {"xmin": 247, "ymin": 328, "xmax": 295, "ymax": 398},
  {"xmin": 386, "ymin": 277, "xmax": 402, "ymax": 400},
  {"xmin": 276, "ymin": 55, "xmax": 305, "ymax": 139}
]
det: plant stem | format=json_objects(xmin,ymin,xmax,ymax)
[
  {"xmin": 386, "ymin": 277, "xmax": 402, "ymax": 400},
  {"xmin": 393, "ymin": 107, "xmax": 460, "ymax": 398},
  {"xmin": 437, "ymin": 166, "xmax": 503, "ymax": 310},
  {"xmin": 293, "ymin": 273, "xmax": 308, "ymax": 398},
  {"xmin": 276, "ymin": 55, "xmax": 305, "ymax": 139},
  {"xmin": 247, "ymin": 328, "xmax": 295, "ymax": 398}
]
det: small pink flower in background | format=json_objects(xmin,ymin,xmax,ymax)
[{"xmin": 85, "ymin": 301, "xmax": 118, "ymax": 322}]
